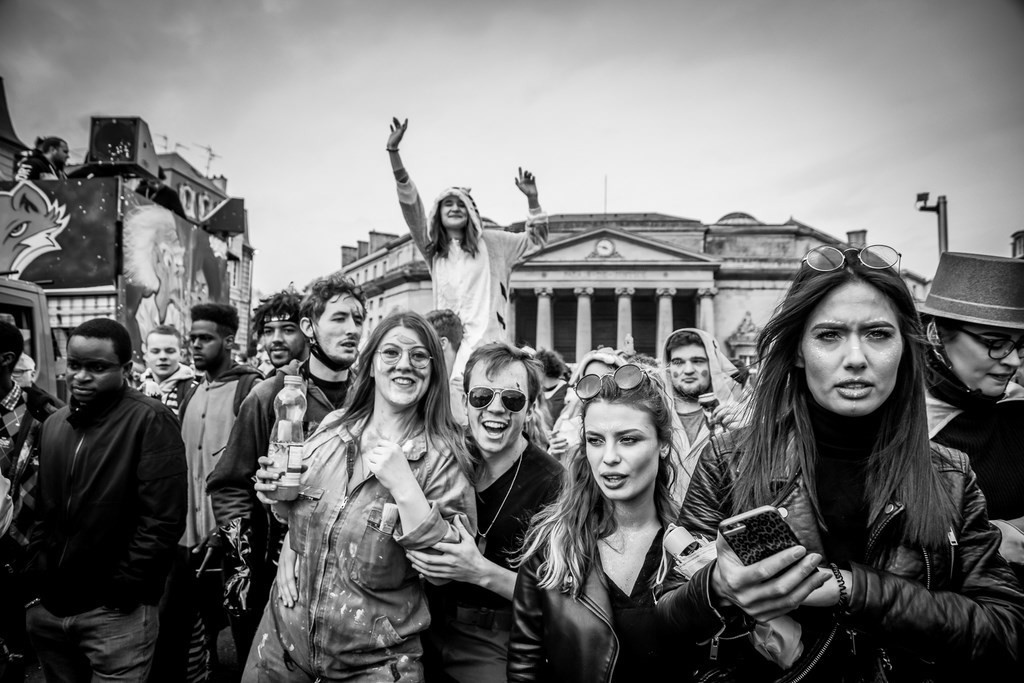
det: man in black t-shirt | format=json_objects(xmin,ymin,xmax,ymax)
[{"xmin": 409, "ymin": 343, "xmax": 563, "ymax": 683}]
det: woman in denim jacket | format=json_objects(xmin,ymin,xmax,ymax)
[{"xmin": 245, "ymin": 311, "xmax": 477, "ymax": 681}]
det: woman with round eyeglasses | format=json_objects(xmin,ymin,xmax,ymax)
[
  {"xmin": 244, "ymin": 311, "xmax": 477, "ymax": 682},
  {"xmin": 920, "ymin": 252, "xmax": 1024, "ymax": 584},
  {"xmin": 657, "ymin": 246, "xmax": 1024, "ymax": 682},
  {"xmin": 508, "ymin": 363, "xmax": 686, "ymax": 682}
]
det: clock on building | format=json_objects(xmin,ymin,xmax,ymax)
[{"xmin": 595, "ymin": 238, "xmax": 615, "ymax": 257}]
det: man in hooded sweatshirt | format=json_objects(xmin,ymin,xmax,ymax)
[
  {"xmin": 386, "ymin": 117, "xmax": 549, "ymax": 377},
  {"xmin": 663, "ymin": 328, "xmax": 746, "ymax": 497},
  {"xmin": 158, "ymin": 303, "xmax": 260, "ymax": 679}
]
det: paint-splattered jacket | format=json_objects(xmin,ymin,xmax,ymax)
[{"xmin": 269, "ymin": 413, "xmax": 476, "ymax": 678}]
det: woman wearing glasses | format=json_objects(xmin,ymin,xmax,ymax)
[
  {"xmin": 658, "ymin": 245, "xmax": 1024, "ymax": 682},
  {"xmin": 245, "ymin": 311, "xmax": 476, "ymax": 682},
  {"xmin": 921, "ymin": 252, "xmax": 1024, "ymax": 583},
  {"xmin": 508, "ymin": 363, "xmax": 684, "ymax": 682},
  {"xmin": 546, "ymin": 347, "xmax": 629, "ymax": 463}
]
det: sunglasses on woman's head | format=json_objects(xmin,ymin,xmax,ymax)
[
  {"xmin": 573, "ymin": 364, "xmax": 648, "ymax": 402},
  {"xmin": 802, "ymin": 244, "xmax": 901, "ymax": 273},
  {"xmin": 467, "ymin": 386, "xmax": 528, "ymax": 412}
]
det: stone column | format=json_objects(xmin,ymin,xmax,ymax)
[
  {"xmin": 535, "ymin": 287, "xmax": 553, "ymax": 350},
  {"xmin": 574, "ymin": 287, "xmax": 594, "ymax": 361},
  {"xmin": 615, "ymin": 287, "xmax": 635, "ymax": 350},
  {"xmin": 655, "ymin": 287, "xmax": 677, "ymax": 353},
  {"xmin": 697, "ymin": 287, "xmax": 718, "ymax": 337},
  {"xmin": 506, "ymin": 290, "xmax": 517, "ymax": 343}
]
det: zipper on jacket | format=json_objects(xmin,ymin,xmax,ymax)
[
  {"xmin": 921, "ymin": 547, "xmax": 932, "ymax": 591},
  {"xmin": 864, "ymin": 503, "xmax": 904, "ymax": 563},
  {"xmin": 787, "ymin": 622, "xmax": 839, "ymax": 683},
  {"xmin": 57, "ymin": 436, "xmax": 87, "ymax": 569},
  {"xmin": 580, "ymin": 593, "xmax": 620, "ymax": 681},
  {"xmin": 947, "ymin": 527, "xmax": 958, "ymax": 582}
]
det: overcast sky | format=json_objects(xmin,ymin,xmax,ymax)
[{"xmin": 2, "ymin": 0, "xmax": 1022, "ymax": 294}]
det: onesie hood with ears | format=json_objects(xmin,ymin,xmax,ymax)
[{"xmin": 426, "ymin": 187, "xmax": 485, "ymax": 244}]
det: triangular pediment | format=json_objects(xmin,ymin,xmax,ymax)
[{"xmin": 523, "ymin": 228, "xmax": 716, "ymax": 265}]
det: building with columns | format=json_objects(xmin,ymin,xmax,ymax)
[{"xmin": 341, "ymin": 212, "xmax": 928, "ymax": 366}]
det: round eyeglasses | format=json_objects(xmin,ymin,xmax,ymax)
[
  {"xmin": 955, "ymin": 326, "xmax": 1024, "ymax": 361},
  {"xmin": 573, "ymin": 364, "xmax": 649, "ymax": 401},
  {"xmin": 377, "ymin": 344, "xmax": 432, "ymax": 369},
  {"xmin": 467, "ymin": 386, "xmax": 528, "ymax": 413},
  {"xmin": 803, "ymin": 245, "xmax": 901, "ymax": 272}
]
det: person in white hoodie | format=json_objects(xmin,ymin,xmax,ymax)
[
  {"xmin": 387, "ymin": 117, "xmax": 549, "ymax": 377},
  {"xmin": 140, "ymin": 324, "xmax": 197, "ymax": 416},
  {"xmin": 662, "ymin": 327, "xmax": 746, "ymax": 496}
]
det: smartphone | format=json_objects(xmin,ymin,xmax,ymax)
[{"xmin": 719, "ymin": 505, "xmax": 800, "ymax": 565}]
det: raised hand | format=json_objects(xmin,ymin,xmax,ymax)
[
  {"xmin": 514, "ymin": 167, "xmax": 539, "ymax": 200},
  {"xmin": 387, "ymin": 117, "xmax": 409, "ymax": 152}
]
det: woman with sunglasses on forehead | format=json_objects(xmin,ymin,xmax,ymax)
[
  {"xmin": 546, "ymin": 347, "xmax": 629, "ymax": 463},
  {"xmin": 920, "ymin": 252, "xmax": 1024, "ymax": 584},
  {"xmin": 508, "ymin": 363, "xmax": 687, "ymax": 682},
  {"xmin": 244, "ymin": 311, "xmax": 476, "ymax": 682},
  {"xmin": 658, "ymin": 245, "xmax": 1024, "ymax": 682}
]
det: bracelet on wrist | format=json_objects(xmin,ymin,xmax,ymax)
[
  {"xmin": 386, "ymin": 147, "xmax": 399, "ymax": 153},
  {"xmin": 829, "ymin": 563, "xmax": 850, "ymax": 612}
]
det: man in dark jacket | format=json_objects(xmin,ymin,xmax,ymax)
[
  {"xmin": 23, "ymin": 318, "xmax": 186, "ymax": 681},
  {"xmin": 13, "ymin": 137, "xmax": 68, "ymax": 182},
  {"xmin": 207, "ymin": 274, "xmax": 365, "ymax": 657}
]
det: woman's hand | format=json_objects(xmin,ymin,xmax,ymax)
[
  {"xmin": 515, "ymin": 167, "xmax": 539, "ymax": 201},
  {"xmin": 366, "ymin": 439, "xmax": 417, "ymax": 494},
  {"xmin": 710, "ymin": 532, "xmax": 828, "ymax": 622},
  {"xmin": 387, "ymin": 117, "xmax": 408, "ymax": 151},
  {"xmin": 548, "ymin": 431, "xmax": 568, "ymax": 460},
  {"xmin": 992, "ymin": 519, "xmax": 1024, "ymax": 564},
  {"xmin": 276, "ymin": 534, "xmax": 301, "ymax": 608},
  {"xmin": 712, "ymin": 402, "xmax": 748, "ymax": 432}
]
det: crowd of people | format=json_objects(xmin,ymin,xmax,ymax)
[{"xmin": 0, "ymin": 120, "xmax": 1022, "ymax": 682}]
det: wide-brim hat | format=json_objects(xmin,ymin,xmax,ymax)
[{"xmin": 919, "ymin": 252, "xmax": 1024, "ymax": 329}]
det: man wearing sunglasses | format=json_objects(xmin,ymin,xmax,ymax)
[
  {"xmin": 408, "ymin": 343, "xmax": 563, "ymax": 683},
  {"xmin": 922, "ymin": 252, "xmax": 1024, "ymax": 583},
  {"xmin": 663, "ymin": 327, "xmax": 747, "ymax": 499}
]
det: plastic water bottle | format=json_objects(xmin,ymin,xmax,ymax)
[{"xmin": 266, "ymin": 375, "xmax": 306, "ymax": 501}]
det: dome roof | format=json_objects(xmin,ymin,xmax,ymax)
[{"xmin": 716, "ymin": 212, "xmax": 763, "ymax": 226}]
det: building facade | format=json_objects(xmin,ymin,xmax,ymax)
[{"xmin": 342, "ymin": 211, "xmax": 929, "ymax": 366}]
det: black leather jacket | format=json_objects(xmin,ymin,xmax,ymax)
[
  {"xmin": 508, "ymin": 547, "xmax": 690, "ymax": 682},
  {"xmin": 657, "ymin": 433, "xmax": 1024, "ymax": 682}
]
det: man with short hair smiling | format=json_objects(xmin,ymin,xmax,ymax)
[
  {"xmin": 139, "ymin": 324, "xmax": 196, "ymax": 414},
  {"xmin": 409, "ymin": 342, "xmax": 563, "ymax": 683},
  {"xmin": 23, "ymin": 318, "xmax": 186, "ymax": 682}
]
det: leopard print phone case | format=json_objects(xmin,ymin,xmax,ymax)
[{"xmin": 720, "ymin": 505, "xmax": 800, "ymax": 565}]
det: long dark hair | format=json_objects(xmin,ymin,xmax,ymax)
[
  {"xmin": 427, "ymin": 189, "xmax": 481, "ymax": 259},
  {"xmin": 733, "ymin": 261, "xmax": 957, "ymax": 547},
  {"xmin": 342, "ymin": 311, "xmax": 475, "ymax": 478},
  {"xmin": 516, "ymin": 369, "xmax": 678, "ymax": 597}
]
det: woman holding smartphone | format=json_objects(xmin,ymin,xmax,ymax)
[
  {"xmin": 658, "ymin": 245, "xmax": 1024, "ymax": 682},
  {"xmin": 244, "ymin": 311, "xmax": 476, "ymax": 682},
  {"xmin": 507, "ymin": 363, "xmax": 689, "ymax": 682}
]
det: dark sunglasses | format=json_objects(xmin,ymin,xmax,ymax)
[
  {"xmin": 467, "ymin": 386, "xmax": 528, "ymax": 413},
  {"xmin": 955, "ymin": 326, "xmax": 1024, "ymax": 361},
  {"xmin": 573, "ymin": 364, "xmax": 649, "ymax": 401},
  {"xmin": 803, "ymin": 244, "xmax": 901, "ymax": 272}
]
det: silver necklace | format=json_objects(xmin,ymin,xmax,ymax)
[{"xmin": 476, "ymin": 453, "xmax": 523, "ymax": 555}]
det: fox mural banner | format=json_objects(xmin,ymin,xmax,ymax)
[{"xmin": 0, "ymin": 177, "xmax": 230, "ymax": 359}]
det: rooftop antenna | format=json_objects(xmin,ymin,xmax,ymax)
[
  {"xmin": 174, "ymin": 142, "xmax": 190, "ymax": 155},
  {"xmin": 194, "ymin": 143, "xmax": 221, "ymax": 175},
  {"xmin": 604, "ymin": 174, "xmax": 608, "ymax": 214},
  {"xmin": 156, "ymin": 133, "xmax": 170, "ymax": 152}
]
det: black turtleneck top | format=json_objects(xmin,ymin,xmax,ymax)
[{"xmin": 808, "ymin": 398, "xmax": 883, "ymax": 566}]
